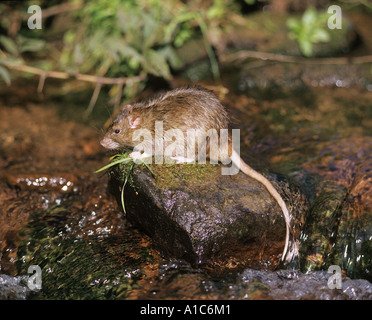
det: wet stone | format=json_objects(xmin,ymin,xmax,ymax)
[
  {"xmin": 0, "ymin": 274, "xmax": 31, "ymax": 300},
  {"xmin": 238, "ymin": 268, "xmax": 372, "ymax": 300},
  {"xmin": 4, "ymin": 173, "xmax": 80, "ymax": 193},
  {"xmin": 109, "ymin": 162, "xmax": 309, "ymax": 269}
]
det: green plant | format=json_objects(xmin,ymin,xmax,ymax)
[
  {"xmin": 61, "ymin": 0, "xmax": 229, "ymax": 86},
  {"xmin": 287, "ymin": 7, "xmax": 330, "ymax": 57},
  {"xmin": 0, "ymin": 0, "xmax": 241, "ymax": 107},
  {"xmin": 0, "ymin": 34, "xmax": 46, "ymax": 84},
  {"xmin": 96, "ymin": 151, "xmax": 154, "ymax": 214}
]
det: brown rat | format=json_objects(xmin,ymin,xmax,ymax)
[{"xmin": 100, "ymin": 86, "xmax": 292, "ymax": 261}]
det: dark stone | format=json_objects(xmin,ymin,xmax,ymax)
[{"xmin": 109, "ymin": 162, "xmax": 309, "ymax": 269}]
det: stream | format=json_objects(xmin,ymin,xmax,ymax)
[
  {"xmin": 0, "ymin": 74, "xmax": 371, "ymax": 300},
  {"xmin": 1, "ymin": 8, "xmax": 372, "ymax": 302}
]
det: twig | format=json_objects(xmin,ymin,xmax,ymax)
[
  {"xmin": 37, "ymin": 71, "xmax": 47, "ymax": 94},
  {"xmin": 114, "ymin": 81, "xmax": 124, "ymax": 111},
  {"xmin": 3, "ymin": 61, "xmax": 147, "ymax": 85},
  {"xmin": 84, "ymin": 82, "xmax": 102, "ymax": 118},
  {"xmin": 6, "ymin": 63, "xmax": 69, "ymax": 80},
  {"xmin": 221, "ymin": 50, "xmax": 372, "ymax": 65},
  {"xmin": 2, "ymin": 61, "xmax": 147, "ymax": 116}
]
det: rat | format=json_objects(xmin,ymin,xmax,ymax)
[{"xmin": 100, "ymin": 86, "xmax": 292, "ymax": 261}]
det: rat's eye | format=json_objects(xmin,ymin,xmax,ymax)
[{"xmin": 114, "ymin": 129, "xmax": 121, "ymax": 134}]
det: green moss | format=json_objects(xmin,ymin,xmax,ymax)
[
  {"xmin": 103, "ymin": 151, "xmax": 220, "ymax": 190},
  {"xmin": 150, "ymin": 162, "xmax": 219, "ymax": 190}
]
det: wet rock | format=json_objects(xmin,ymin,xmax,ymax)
[
  {"xmin": 109, "ymin": 162, "xmax": 309, "ymax": 268},
  {"xmin": 237, "ymin": 268, "xmax": 372, "ymax": 300},
  {"xmin": 16, "ymin": 233, "xmax": 148, "ymax": 299},
  {"xmin": 235, "ymin": 62, "xmax": 372, "ymax": 92},
  {"xmin": 300, "ymin": 137, "xmax": 372, "ymax": 282},
  {"xmin": 3, "ymin": 173, "xmax": 80, "ymax": 193},
  {"xmin": 0, "ymin": 274, "xmax": 31, "ymax": 300}
]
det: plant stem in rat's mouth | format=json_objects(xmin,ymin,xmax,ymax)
[{"xmin": 96, "ymin": 152, "xmax": 154, "ymax": 214}]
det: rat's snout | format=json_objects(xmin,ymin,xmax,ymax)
[
  {"xmin": 100, "ymin": 137, "xmax": 120, "ymax": 150},
  {"xmin": 100, "ymin": 138, "xmax": 108, "ymax": 148}
]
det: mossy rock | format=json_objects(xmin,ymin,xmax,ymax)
[{"xmin": 109, "ymin": 161, "xmax": 309, "ymax": 270}]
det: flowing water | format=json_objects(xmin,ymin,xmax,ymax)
[
  {"xmin": 1, "ymin": 10, "xmax": 372, "ymax": 299},
  {"xmin": 0, "ymin": 75, "xmax": 371, "ymax": 299}
]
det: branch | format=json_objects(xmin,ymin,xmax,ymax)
[
  {"xmin": 3, "ymin": 62, "xmax": 146, "ymax": 85},
  {"xmin": 2, "ymin": 61, "xmax": 147, "ymax": 115},
  {"xmin": 84, "ymin": 82, "xmax": 102, "ymax": 118},
  {"xmin": 221, "ymin": 50, "xmax": 372, "ymax": 65}
]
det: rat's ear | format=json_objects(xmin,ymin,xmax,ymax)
[
  {"xmin": 122, "ymin": 104, "xmax": 134, "ymax": 113},
  {"xmin": 128, "ymin": 116, "xmax": 141, "ymax": 129}
]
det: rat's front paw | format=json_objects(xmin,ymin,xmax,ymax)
[{"xmin": 129, "ymin": 151, "xmax": 142, "ymax": 160}]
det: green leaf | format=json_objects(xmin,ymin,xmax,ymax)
[
  {"xmin": 142, "ymin": 161, "xmax": 155, "ymax": 176},
  {"xmin": 299, "ymin": 40, "xmax": 313, "ymax": 57},
  {"xmin": 142, "ymin": 12, "xmax": 159, "ymax": 46},
  {"xmin": 109, "ymin": 39, "xmax": 143, "ymax": 63},
  {"xmin": 0, "ymin": 65, "xmax": 11, "ymax": 85},
  {"xmin": 311, "ymin": 28, "xmax": 330, "ymax": 43},
  {"xmin": 0, "ymin": 36, "xmax": 18, "ymax": 55},
  {"xmin": 18, "ymin": 37, "xmax": 45, "ymax": 53},
  {"xmin": 207, "ymin": 1, "xmax": 224, "ymax": 20},
  {"xmin": 116, "ymin": 7, "xmax": 127, "ymax": 34},
  {"xmin": 121, "ymin": 162, "xmax": 134, "ymax": 214},
  {"xmin": 286, "ymin": 18, "xmax": 301, "ymax": 32},
  {"xmin": 157, "ymin": 46, "xmax": 182, "ymax": 69},
  {"xmin": 302, "ymin": 7, "xmax": 317, "ymax": 25},
  {"xmin": 74, "ymin": 44, "xmax": 84, "ymax": 64},
  {"xmin": 144, "ymin": 49, "xmax": 171, "ymax": 79},
  {"xmin": 95, "ymin": 157, "xmax": 133, "ymax": 173},
  {"xmin": 165, "ymin": 11, "xmax": 198, "ymax": 43}
]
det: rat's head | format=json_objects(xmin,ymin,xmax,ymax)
[{"xmin": 100, "ymin": 104, "xmax": 142, "ymax": 150}]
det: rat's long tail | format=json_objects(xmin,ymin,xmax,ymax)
[{"xmin": 230, "ymin": 150, "xmax": 290, "ymax": 261}]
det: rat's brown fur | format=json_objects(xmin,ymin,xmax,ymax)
[{"xmin": 101, "ymin": 86, "xmax": 229, "ymax": 156}]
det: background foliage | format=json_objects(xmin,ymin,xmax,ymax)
[
  {"xmin": 0, "ymin": 0, "xmax": 371, "ymax": 105},
  {"xmin": 0, "ymin": 0, "xmax": 241, "ymax": 103}
]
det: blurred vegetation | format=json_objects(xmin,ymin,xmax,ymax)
[
  {"xmin": 0, "ymin": 0, "xmax": 241, "ymax": 105},
  {"xmin": 0, "ymin": 0, "xmax": 371, "ymax": 106},
  {"xmin": 287, "ymin": 7, "xmax": 331, "ymax": 57}
]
